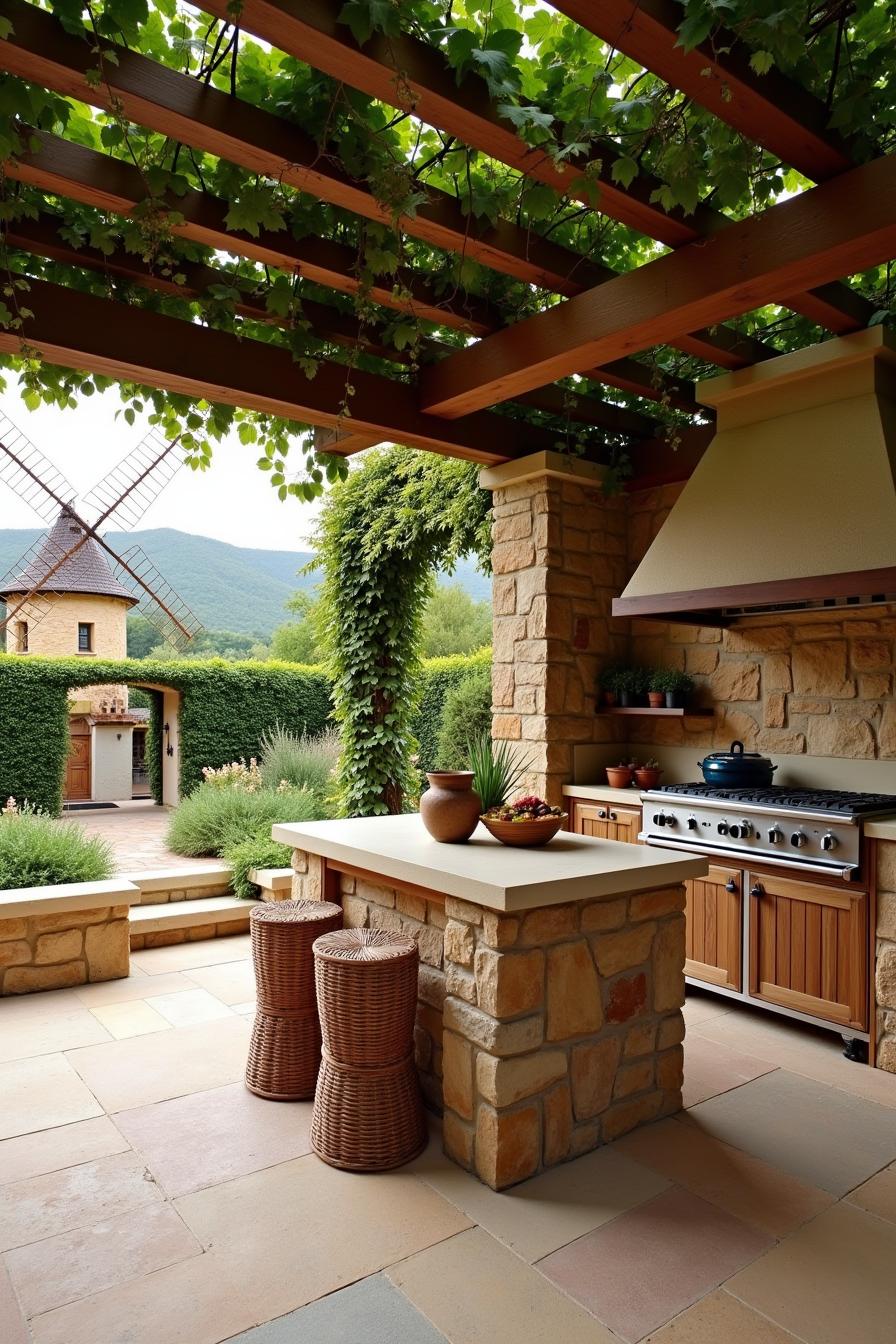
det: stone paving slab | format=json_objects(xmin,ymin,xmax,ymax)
[{"xmin": 226, "ymin": 1274, "xmax": 448, "ymax": 1344}]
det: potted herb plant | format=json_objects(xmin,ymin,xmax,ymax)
[
  {"xmin": 633, "ymin": 758, "xmax": 663, "ymax": 789},
  {"xmin": 616, "ymin": 668, "xmax": 639, "ymax": 707},
  {"xmin": 605, "ymin": 759, "xmax": 636, "ymax": 788},
  {"xmin": 597, "ymin": 664, "xmax": 624, "ymax": 708},
  {"xmin": 662, "ymin": 669, "xmax": 694, "ymax": 709},
  {"xmin": 647, "ymin": 670, "xmax": 666, "ymax": 709}
]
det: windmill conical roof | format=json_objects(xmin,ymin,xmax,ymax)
[{"xmin": 0, "ymin": 507, "xmax": 137, "ymax": 605}]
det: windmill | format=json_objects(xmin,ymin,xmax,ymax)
[{"xmin": 0, "ymin": 408, "xmax": 203, "ymax": 652}]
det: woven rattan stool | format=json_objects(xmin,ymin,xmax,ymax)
[
  {"xmin": 311, "ymin": 928, "xmax": 426, "ymax": 1171},
  {"xmin": 246, "ymin": 899, "xmax": 343, "ymax": 1101}
]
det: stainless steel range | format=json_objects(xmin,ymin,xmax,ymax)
[{"xmin": 640, "ymin": 784, "xmax": 896, "ymax": 882}]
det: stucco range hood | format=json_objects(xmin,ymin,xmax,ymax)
[{"xmin": 613, "ymin": 329, "xmax": 896, "ymax": 624}]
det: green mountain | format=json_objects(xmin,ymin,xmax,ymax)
[{"xmin": 0, "ymin": 526, "xmax": 489, "ymax": 637}]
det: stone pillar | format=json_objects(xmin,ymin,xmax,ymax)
[
  {"xmin": 481, "ymin": 452, "xmax": 630, "ymax": 805},
  {"xmin": 875, "ymin": 840, "xmax": 896, "ymax": 1072}
]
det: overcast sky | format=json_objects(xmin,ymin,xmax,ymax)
[{"xmin": 0, "ymin": 388, "xmax": 327, "ymax": 551}]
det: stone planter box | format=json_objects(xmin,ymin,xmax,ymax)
[{"xmin": 0, "ymin": 878, "xmax": 139, "ymax": 994}]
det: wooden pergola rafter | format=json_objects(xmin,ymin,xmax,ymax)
[{"xmin": 0, "ymin": 0, "xmax": 891, "ymax": 476}]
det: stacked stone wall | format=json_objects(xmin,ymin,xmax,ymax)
[
  {"xmin": 876, "ymin": 841, "xmax": 896, "ymax": 1070},
  {"xmin": 0, "ymin": 904, "xmax": 130, "ymax": 993}
]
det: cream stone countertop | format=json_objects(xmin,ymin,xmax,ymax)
[
  {"xmin": 562, "ymin": 785, "xmax": 647, "ymax": 805},
  {"xmin": 272, "ymin": 814, "xmax": 706, "ymax": 913},
  {"xmin": 866, "ymin": 817, "xmax": 896, "ymax": 842}
]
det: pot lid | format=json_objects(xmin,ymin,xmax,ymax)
[{"xmin": 700, "ymin": 740, "xmax": 773, "ymax": 766}]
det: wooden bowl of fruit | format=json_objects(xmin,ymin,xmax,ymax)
[{"xmin": 480, "ymin": 797, "xmax": 567, "ymax": 847}]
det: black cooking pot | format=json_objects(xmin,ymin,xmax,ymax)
[{"xmin": 697, "ymin": 740, "xmax": 777, "ymax": 788}]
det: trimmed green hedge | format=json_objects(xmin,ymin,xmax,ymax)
[
  {"xmin": 412, "ymin": 648, "xmax": 492, "ymax": 775},
  {"xmin": 0, "ymin": 655, "xmax": 332, "ymax": 815},
  {"xmin": 0, "ymin": 648, "xmax": 491, "ymax": 816}
]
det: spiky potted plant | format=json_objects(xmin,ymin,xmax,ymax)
[{"xmin": 469, "ymin": 735, "xmax": 566, "ymax": 847}]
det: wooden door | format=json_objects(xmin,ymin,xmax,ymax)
[
  {"xmin": 573, "ymin": 801, "xmax": 642, "ymax": 843},
  {"xmin": 685, "ymin": 864, "xmax": 743, "ymax": 991},
  {"xmin": 65, "ymin": 729, "xmax": 91, "ymax": 801},
  {"xmin": 748, "ymin": 871, "xmax": 867, "ymax": 1031}
]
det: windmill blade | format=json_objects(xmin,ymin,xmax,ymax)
[
  {"xmin": 0, "ymin": 530, "xmax": 88, "ymax": 633},
  {"xmin": 0, "ymin": 409, "xmax": 78, "ymax": 524},
  {"xmin": 109, "ymin": 543, "xmax": 203, "ymax": 651},
  {"xmin": 82, "ymin": 426, "xmax": 185, "ymax": 532}
]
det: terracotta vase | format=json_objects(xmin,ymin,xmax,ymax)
[{"xmin": 420, "ymin": 771, "xmax": 482, "ymax": 843}]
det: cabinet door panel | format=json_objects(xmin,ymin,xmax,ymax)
[
  {"xmin": 747, "ymin": 872, "xmax": 867, "ymax": 1030},
  {"xmin": 573, "ymin": 802, "xmax": 641, "ymax": 844},
  {"xmin": 684, "ymin": 865, "xmax": 742, "ymax": 991}
]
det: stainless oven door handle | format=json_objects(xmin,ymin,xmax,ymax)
[{"xmin": 640, "ymin": 833, "xmax": 858, "ymax": 883}]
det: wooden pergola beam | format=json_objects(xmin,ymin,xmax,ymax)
[
  {"xmin": 6, "ymin": 130, "xmax": 497, "ymax": 335},
  {"xmin": 0, "ymin": 1, "xmax": 782, "ymax": 378},
  {"xmin": 553, "ymin": 0, "xmax": 855, "ymax": 182},
  {"xmin": 0, "ymin": 278, "xmax": 573, "ymax": 464},
  {"xmin": 6, "ymin": 130, "xmax": 698, "ymax": 410},
  {"xmin": 192, "ymin": 0, "xmax": 871, "ymax": 339},
  {"xmin": 0, "ymin": 0, "xmax": 617, "ymax": 298},
  {"xmin": 6, "ymin": 210, "xmax": 663, "ymax": 439},
  {"xmin": 420, "ymin": 151, "xmax": 896, "ymax": 417}
]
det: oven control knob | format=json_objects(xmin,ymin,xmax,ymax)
[
  {"xmin": 717, "ymin": 821, "xmax": 729, "ymax": 835},
  {"xmin": 687, "ymin": 816, "xmax": 698, "ymax": 831},
  {"xmin": 790, "ymin": 830, "xmax": 807, "ymax": 849},
  {"xmin": 664, "ymin": 813, "xmax": 677, "ymax": 827},
  {"xmin": 821, "ymin": 832, "xmax": 838, "ymax": 852},
  {"xmin": 653, "ymin": 812, "xmax": 664, "ymax": 826},
  {"xmin": 729, "ymin": 822, "xmax": 741, "ymax": 838},
  {"xmin": 738, "ymin": 820, "xmax": 753, "ymax": 839},
  {"xmin": 768, "ymin": 826, "xmax": 783, "ymax": 844}
]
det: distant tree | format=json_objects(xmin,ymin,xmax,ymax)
[
  {"xmin": 139, "ymin": 629, "xmax": 269, "ymax": 661},
  {"xmin": 270, "ymin": 590, "xmax": 323, "ymax": 664},
  {"xmin": 126, "ymin": 615, "xmax": 159, "ymax": 659},
  {"xmin": 421, "ymin": 583, "xmax": 492, "ymax": 657}
]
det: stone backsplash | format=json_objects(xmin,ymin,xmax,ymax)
[{"xmin": 626, "ymin": 483, "xmax": 896, "ymax": 760}]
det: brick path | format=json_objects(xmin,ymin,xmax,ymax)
[{"xmin": 59, "ymin": 801, "xmax": 221, "ymax": 874}]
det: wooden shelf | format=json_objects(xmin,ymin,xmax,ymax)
[{"xmin": 598, "ymin": 707, "xmax": 715, "ymax": 717}]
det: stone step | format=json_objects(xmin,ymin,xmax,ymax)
[
  {"xmin": 129, "ymin": 896, "xmax": 252, "ymax": 949},
  {"xmin": 118, "ymin": 866, "xmax": 233, "ymax": 905}
]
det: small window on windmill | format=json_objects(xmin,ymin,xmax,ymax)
[
  {"xmin": 78, "ymin": 622, "xmax": 93, "ymax": 653},
  {"xmin": 15, "ymin": 620, "xmax": 28, "ymax": 653}
]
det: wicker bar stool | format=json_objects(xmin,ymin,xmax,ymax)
[
  {"xmin": 311, "ymin": 928, "xmax": 426, "ymax": 1171},
  {"xmin": 246, "ymin": 899, "xmax": 343, "ymax": 1101}
]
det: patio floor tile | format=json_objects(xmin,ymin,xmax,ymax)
[
  {"xmin": 644, "ymin": 1289, "xmax": 799, "ymax": 1342},
  {"xmin": 66, "ymin": 1015, "xmax": 251, "ymax": 1111},
  {"xmin": 538, "ymin": 1186, "xmax": 772, "ymax": 1343},
  {"xmin": 0, "ymin": 997, "xmax": 111, "ymax": 1064},
  {"xmin": 184, "ymin": 960, "xmax": 256, "ymax": 1006},
  {"xmin": 0, "ymin": 1150, "xmax": 163, "ymax": 1252},
  {"xmin": 684, "ymin": 1069, "xmax": 896, "ymax": 1196},
  {"xmin": 691, "ymin": 1009, "xmax": 896, "ymax": 1109},
  {"xmin": 682, "ymin": 1034, "xmax": 777, "ymax": 1108},
  {"xmin": 682, "ymin": 991, "xmax": 733, "ymax": 1029},
  {"xmin": 0, "ymin": 1261, "xmax": 29, "ymax": 1344},
  {"xmin": 226, "ymin": 1273, "xmax": 448, "ymax": 1344},
  {"xmin": 728, "ymin": 1201, "xmax": 896, "ymax": 1344},
  {"xmin": 88, "ymin": 999, "xmax": 171, "ymax": 1040},
  {"xmin": 0, "ymin": 1054, "xmax": 102, "ymax": 1141},
  {"xmin": 144, "ymin": 987, "xmax": 235, "ymax": 1028},
  {"xmin": 74, "ymin": 971, "xmax": 193, "ymax": 1005},
  {"xmin": 389, "ymin": 1225, "xmax": 617, "ymax": 1344},
  {"xmin": 616, "ymin": 1116, "xmax": 832, "ymax": 1237},
  {"xmin": 845, "ymin": 1162, "xmax": 896, "ymax": 1224},
  {"xmin": 0, "ymin": 1116, "xmax": 129, "ymax": 1185},
  {"xmin": 114, "ymin": 1081, "xmax": 313, "ymax": 1197},
  {"xmin": 412, "ymin": 1131, "xmax": 669, "ymax": 1262},
  {"xmin": 6, "ymin": 1199, "xmax": 200, "ymax": 1317},
  {"xmin": 130, "ymin": 935, "xmax": 252, "ymax": 975}
]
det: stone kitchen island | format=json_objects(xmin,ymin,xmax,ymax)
[{"xmin": 273, "ymin": 814, "xmax": 706, "ymax": 1189}]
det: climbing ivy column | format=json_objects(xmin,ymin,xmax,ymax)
[{"xmin": 481, "ymin": 453, "xmax": 630, "ymax": 805}]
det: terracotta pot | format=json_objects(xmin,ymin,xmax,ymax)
[
  {"xmin": 605, "ymin": 766, "xmax": 633, "ymax": 788},
  {"xmin": 420, "ymin": 771, "xmax": 482, "ymax": 843},
  {"xmin": 647, "ymin": 691, "xmax": 665, "ymax": 708},
  {"xmin": 633, "ymin": 768, "xmax": 663, "ymax": 790},
  {"xmin": 602, "ymin": 690, "xmax": 617, "ymax": 708}
]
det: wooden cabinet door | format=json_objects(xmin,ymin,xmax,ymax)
[
  {"xmin": 747, "ymin": 871, "xmax": 867, "ymax": 1031},
  {"xmin": 685, "ymin": 865, "xmax": 742, "ymax": 991},
  {"xmin": 573, "ymin": 802, "xmax": 641, "ymax": 844}
]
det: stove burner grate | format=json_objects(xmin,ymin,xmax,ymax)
[{"xmin": 652, "ymin": 783, "xmax": 896, "ymax": 817}]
